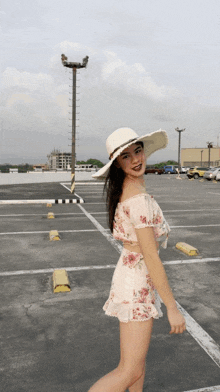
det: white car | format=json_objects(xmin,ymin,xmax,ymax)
[
  {"xmin": 204, "ymin": 167, "xmax": 220, "ymax": 180},
  {"xmin": 216, "ymin": 170, "xmax": 220, "ymax": 181},
  {"xmin": 181, "ymin": 166, "xmax": 189, "ymax": 173}
]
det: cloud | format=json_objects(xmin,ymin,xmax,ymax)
[
  {"xmin": 101, "ymin": 51, "xmax": 179, "ymax": 100},
  {"xmin": 2, "ymin": 67, "xmax": 54, "ymax": 93},
  {"xmin": 6, "ymin": 93, "xmax": 33, "ymax": 107}
]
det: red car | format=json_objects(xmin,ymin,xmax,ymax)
[{"xmin": 145, "ymin": 167, "xmax": 164, "ymax": 175}]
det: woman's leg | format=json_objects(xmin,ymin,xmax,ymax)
[
  {"xmin": 88, "ymin": 318, "xmax": 154, "ymax": 392},
  {"xmin": 128, "ymin": 363, "xmax": 146, "ymax": 392}
]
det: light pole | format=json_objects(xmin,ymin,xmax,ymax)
[
  {"xmin": 200, "ymin": 150, "xmax": 203, "ymax": 166},
  {"xmin": 175, "ymin": 127, "xmax": 185, "ymax": 171},
  {"xmin": 206, "ymin": 142, "xmax": 213, "ymax": 168},
  {"xmin": 61, "ymin": 54, "xmax": 89, "ymax": 193}
]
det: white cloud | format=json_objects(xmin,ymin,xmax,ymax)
[
  {"xmin": 6, "ymin": 93, "xmax": 33, "ymax": 107},
  {"xmin": 2, "ymin": 67, "xmax": 54, "ymax": 92},
  {"xmin": 102, "ymin": 51, "xmax": 178, "ymax": 100}
]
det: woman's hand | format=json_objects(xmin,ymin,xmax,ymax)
[{"xmin": 167, "ymin": 306, "xmax": 186, "ymax": 334}]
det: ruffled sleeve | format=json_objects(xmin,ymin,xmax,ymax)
[
  {"xmin": 129, "ymin": 194, "xmax": 170, "ymax": 248},
  {"xmin": 129, "ymin": 194, "xmax": 159, "ymax": 228}
]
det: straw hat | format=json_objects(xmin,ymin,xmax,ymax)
[{"xmin": 92, "ymin": 127, "xmax": 168, "ymax": 179}]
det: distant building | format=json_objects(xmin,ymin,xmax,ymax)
[
  {"xmin": 9, "ymin": 168, "xmax": 18, "ymax": 173},
  {"xmin": 181, "ymin": 147, "xmax": 220, "ymax": 167},
  {"xmin": 33, "ymin": 164, "xmax": 48, "ymax": 171},
  {"xmin": 47, "ymin": 150, "xmax": 71, "ymax": 170}
]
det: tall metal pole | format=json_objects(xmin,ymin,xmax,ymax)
[
  {"xmin": 61, "ymin": 54, "xmax": 89, "ymax": 194},
  {"xmin": 71, "ymin": 67, "xmax": 77, "ymax": 193},
  {"xmin": 175, "ymin": 128, "xmax": 185, "ymax": 170},
  {"xmin": 207, "ymin": 142, "xmax": 213, "ymax": 168},
  {"xmin": 200, "ymin": 150, "xmax": 203, "ymax": 166}
]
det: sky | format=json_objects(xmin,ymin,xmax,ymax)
[{"xmin": 1, "ymin": 0, "xmax": 220, "ymax": 164}]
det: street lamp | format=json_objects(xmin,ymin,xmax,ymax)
[
  {"xmin": 175, "ymin": 127, "xmax": 185, "ymax": 171},
  {"xmin": 206, "ymin": 142, "xmax": 213, "ymax": 168},
  {"xmin": 61, "ymin": 54, "xmax": 89, "ymax": 193},
  {"xmin": 200, "ymin": 150, "xmax": 203, "ymax": 166}
]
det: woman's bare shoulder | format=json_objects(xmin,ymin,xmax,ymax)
[{"xmin": 120, "ymin": 184, "xmax": 146, "ymax": 203}]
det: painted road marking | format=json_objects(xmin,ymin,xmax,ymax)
[
  {"xmin": 184, "ymin": 385, "xmax": 220, "ymax": 392},
  {"xmin": 0, "ymin": 212, "xmax": 106, "ymax": 217},
  {"xmin": 163, "ymin": 257, "xmax": 220, "ymax": 265},
  {"xmin": 77, "ymin": 202, "xmax": 220, "ymax": 369},
  {"xmin": 0, "ymin": 265, "xmax": 117, "ymax": 276},
  {"xmin": 77, "ymin": 203, "xmax": 123, "ymax": 253},
  {"xmin": 0, "ymin": 212, "xmax": 86, "ymax": 217},
  {"xmin": 0, "ymin": 199, "xmax": 84, "ymax": 205},
  {"xmin": 169, "ymin": 224, "xmax": 220, "ymax": 228},
  {"xmin": 70, "ymin": 190, "xmax": 104, "ymax": 194},
  {"xmin": 61, "ymin": 182, "xmax": 104, "ymax": 185},
  {"xmin": 1, "ymin": 258, "xmax": 220, "ymax": 276},
  {"xmin": 0, "ymin": 210, "xmax": 220, "ymax": 218},
  {"xmin": 177, "ymin": 302, "xmax": 220, "ymax": 367},
  {"xmin": 0, "ymin": 223, "xmax": 220, "ymax": 235},
  {"xmin": 0, "ymin": 229, "xmax": 99, "ymax": 235}
]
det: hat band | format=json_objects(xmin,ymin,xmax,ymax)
[{"xmin": 109, "ymin": 138, "xmax": 138, "ymax": 160}]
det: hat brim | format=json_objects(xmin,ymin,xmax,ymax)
[{"xmin": 92, "ymin": 129, "xmax": 168, "ymax": 180}]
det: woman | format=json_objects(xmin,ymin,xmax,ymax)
[{"xmin": 89, "ymin": 127, "xmax": 186, "ymax": 392}]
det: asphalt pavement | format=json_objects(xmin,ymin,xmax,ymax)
[{"xmin": 0, "ymin": 175, "xmax": 220, "ymax": 392}]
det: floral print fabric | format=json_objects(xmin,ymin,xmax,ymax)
[
  {"xmin": 103, "ymin": 248, "xmax": 163, "ymax": 322},
  {"xmin": 113, "ymin": 193, "xmax": 170, "ymax": 249}
]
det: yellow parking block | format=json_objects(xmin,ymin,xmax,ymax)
[
  {"xmin": 53, "ymin": 269, "xmax": 71, "ymax": 293},
  {"xmin": 176, "ymin": 242, "xmax": 199, "ymax": 256},
  {"xmin": 199, "ymin": 179, "xmax": 204, "ymax": 182},
  {"xmin": 47, "ymin": 212, "xmax": 55, "ymax": 219},
  {"xmin": 49, "ymin": 230, "xmax": 60, "ymax": 241},
  {"xmin": 212, "ymin": 179, "xmax": 217, "ymax": 183},
  {"xmin": 47, "ymin": 203, "xmax": 52, "ymax": 207},
  {"xmin": 189, "ymin": 178, "xmax": 194, "ymax": 181}
]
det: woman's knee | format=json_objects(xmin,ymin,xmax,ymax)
[{"xmin": 118, "ymin": 362, "xmax": 145, "ymax": 385}]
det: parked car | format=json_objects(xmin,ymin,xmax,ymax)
[
  {"xmin": 216, "ymin": 171, "xmax": 220, "ymax": 181},
  {"xmin": 145, "ymin": 166, "xmax": 164, "ymax": 175},
  {"xmin": 187, "ymin": 166, "xmax": 209, "ymax": 179},
  {"xmin": 164, "ymin": 165, "xmax": 177, "ymax": 174},
  {"xmin": 173, "ymin": 165, "xmax": 188, "ymax": 174},
  {"xmin": 181, "ymin": 166, "xmax": 189, "ymax": 173},
  {"xmin": 203, "ymin": 167, "xmax": 220, "ymax": 180}
]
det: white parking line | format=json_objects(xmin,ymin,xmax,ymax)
[
  {"xmin": 1, "ymin": 209, "xmax": 220, "ymax": 219},
  {"xmin": 0, "ymin": 229, "xmax": 99, "ymax": 235},
  {"xmin": 170, "ymin": 224, "xmax": 220, "ymax": 228},
  {"xmin": 1, "ymin": 258, "xmax": 220, "ymax": 276},
  {"xmin": 177, "ymin": 303, "xmax": 220, "ymax": 367},
  {"xmin": 78, "ymin": 203, "xmax": 123, "ymax": 253},
  {"xmin": 61, "ymin": 182, "xmax": 104, "ymax": 185},
  {"xmin": 0, "ymin": 265, "xmax": 116, "ymax": 277},
  {"xmin": 183, "ymin": 386, "xmax": 220, "ymax": 392},
  {"xmin": 163, "ymin": 257, "xmax": 220, "ymax": 265},
  {"xmin": 0, "ymin": 212, "xmax": 106, "ymax": 217},
  {"xmin": 0, "ymin": 223, "xmax": 219, "ymax": 235}
]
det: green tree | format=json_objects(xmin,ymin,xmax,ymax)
[{"xmin": 76, "ymin": 158, "xmax": 104, "ymax": 168}]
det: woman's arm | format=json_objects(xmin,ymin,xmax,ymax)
[{"xmin": 135, "ymin": 226, "xmax": 186, "ymax": 334}]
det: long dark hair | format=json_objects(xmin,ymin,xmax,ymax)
[
  {"xmin": 103, "ymin": 141, "xmax": 144, "ymax": 232},
  {"xmin": 104, "ymin": 162, "xmax": 125, "ymax": 233}
]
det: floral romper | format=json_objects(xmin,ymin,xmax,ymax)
[{"xmin": 103, "ymin": 193, "xmax": 170, "ymax": 322}]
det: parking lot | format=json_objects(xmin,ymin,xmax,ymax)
[{"xmin": 0, "ymin": 175, "xmax": 220, "ymax": 392}]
